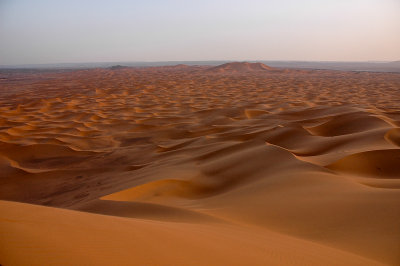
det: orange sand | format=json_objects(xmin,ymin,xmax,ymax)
[{"xmin": 0, "ymin": 62, "xmax": 400, "ymax": 265}]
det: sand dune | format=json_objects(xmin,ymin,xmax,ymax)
[
  {"xmin": 0, "ymin": 200, "xmax": 383, "ymax": 266},
  {"xmin": 0, "ymin": 64, "xmax": 400, "ymax": 265},
  {"xmin": 327, "ymin": 149, "xmax": 400, "ymax": 178}
]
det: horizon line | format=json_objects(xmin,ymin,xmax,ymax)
[{"xmin": 1, "ymin": 59, "xmax": 399, "ymax": 69}]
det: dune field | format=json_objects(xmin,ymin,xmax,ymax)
[{"xmin": 1, "ymin": 62, "xmax": 400, "ymax": 265}]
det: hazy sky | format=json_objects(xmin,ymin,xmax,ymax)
[{"xmin": 1, "ymin": 0, "xmax": 399, "ymax": 65}]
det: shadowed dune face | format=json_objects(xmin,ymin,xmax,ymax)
[
  {"xmin": 327, "ymin": 149, "xmax": 400, "ymax": 178},
  {"xmin": 0, "ymin": 66, "xmax": 400, "ymax": 265}
]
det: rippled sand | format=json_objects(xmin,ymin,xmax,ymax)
[{"xmin": 1, "ymin": 64, "xmax": 400, "ymax": 265}]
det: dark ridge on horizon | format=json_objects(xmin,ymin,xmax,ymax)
[
  {"xmin": 108, "ymin": 65, "xmax": 131, "ymax": 70},
  {"xmin": 207, "ymin": 62, "xmax": 276, "ymax": 73}
]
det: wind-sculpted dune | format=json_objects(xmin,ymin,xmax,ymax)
[{"xmin": 1, "ymin": 63, "xmax": 400, "ymax": 265}]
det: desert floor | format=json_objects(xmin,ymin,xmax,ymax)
[{"xmin": 1, "ymin": 64, "xmax": 400, "ymax": 265}]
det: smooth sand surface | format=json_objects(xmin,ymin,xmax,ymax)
[
  {"xmin": 1, "ymin": 62, "xmax": 400, "ymax": 265},
  {"xmin": 0, "ymin": 200, "xmax": 382, "ymax": 266}
]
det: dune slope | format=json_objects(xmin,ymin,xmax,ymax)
[{"xmin": 0, "ymin": 200, "xmax": 383, "ymax": 266}]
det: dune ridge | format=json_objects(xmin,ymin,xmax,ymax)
[{"xmin": 0, "ymin": 65, "xmax": 400, "ymax": 265}]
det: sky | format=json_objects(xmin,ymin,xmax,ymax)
[{"xmin": 0, "ymin": 0, "xmax": 399, "ymax": 65}]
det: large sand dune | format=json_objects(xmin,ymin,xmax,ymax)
[{"xmin": 0, "ymin": 63, "xmax": 400, "ymax": 265}]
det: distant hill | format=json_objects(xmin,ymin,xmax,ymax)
[
  {"xmin": 108, "ymin": 65, "xmax": 130, "ymax": 70},
  {"xmin": 150, "ymin": 64, "xmax": 191, "ymax": 70},
  {"xmin": 206, "ymin": 62, "xmax": 275, "ymax": 73}
]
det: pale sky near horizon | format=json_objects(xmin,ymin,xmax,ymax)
[{"xmin": 0, "ymin": 0, "xmax": 399, "ymax": 65}]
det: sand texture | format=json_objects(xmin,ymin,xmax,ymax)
[{"xmin": 1, "ymin": 63, "xmax": 400, "ymax": 265}]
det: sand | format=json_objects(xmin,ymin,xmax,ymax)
[{"xmin": 0, "ymin": 62, "xmax": 399, "ymax": 265}]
